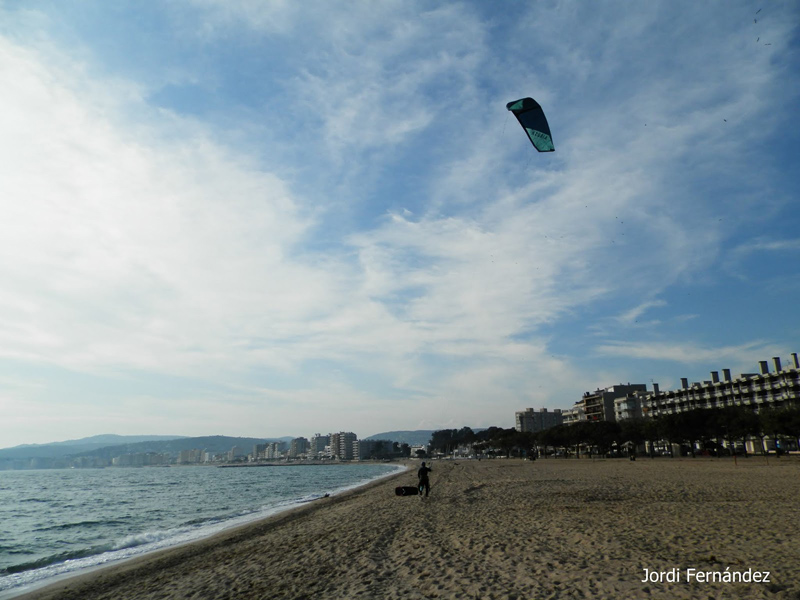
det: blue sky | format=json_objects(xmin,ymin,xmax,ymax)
[{"xmin": 1, "ymin": 1, "xmax": 798, "ymax": 447}]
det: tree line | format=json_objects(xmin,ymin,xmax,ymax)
[{"xmin": 428, "ymin": 406, "xmax": 800, "ymax": 459}]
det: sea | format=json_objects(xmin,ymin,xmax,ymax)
[{"xmin": 0, "ymin": 463, "xmax": 403, "ymax": 598}]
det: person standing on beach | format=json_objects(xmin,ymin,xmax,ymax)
[{"xmin": 417, "ymin": 462, "xmax": 432, "ymax": 498}]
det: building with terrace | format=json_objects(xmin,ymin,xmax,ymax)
[{"xmin": 643, "ymin": 354, "xmax": 800, "ymax": 418}]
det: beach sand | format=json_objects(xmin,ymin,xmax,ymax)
[{"xmin": 16, "ymin": 457, "xmax": 800, "ymax": 600}]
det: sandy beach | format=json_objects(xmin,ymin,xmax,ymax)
[{"xmin": 15, "ymin": 457, "xmax": 800, "ymax": 600}]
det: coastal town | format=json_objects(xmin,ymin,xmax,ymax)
[
  {"xmin": 4, "ymin": 352, "xmax": 798, "ymax": 470},
  {"xmin": 515, "ymin": 352, "xmax": 800, "ymax": 456}
]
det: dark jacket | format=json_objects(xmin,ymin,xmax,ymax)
[{"xmin": 417, "ymin": 465, "xmax": 432, "ymax": 482}]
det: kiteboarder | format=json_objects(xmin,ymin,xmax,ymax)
[{"xmin": 417, "ymin": 461, "xmax": 432, "ymax": 498}]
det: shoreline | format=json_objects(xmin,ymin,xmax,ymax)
[
  {"xmin": 217, "ymin": 459, "xmax": 402, "ymax": 468},
  {"xmin": 3, "ymin": 463, "xmax": 408, "ymax": 600},
  {"xmin": 10, "ymin": 458, "xmax": 800, "ymax": 600}
]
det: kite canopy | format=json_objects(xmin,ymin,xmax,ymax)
[{"xmin": 506, "ymin": 97, "xmax": 554, "ymax": 152}]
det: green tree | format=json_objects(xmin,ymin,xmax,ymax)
[
  {"xmin": 569, "ymin": 421, "xmax": 594, "ymax": 458},
  {"xmin": 714, "ymin": 406, "xmax": 759, "ymax": 456},
  {"xmin": 687, "ymin": 409, "xmax": 719, "ymax": 456},
  {"xmin": 540, "ymin": 425, "xmax": 570, "ymax": 458},
  {"xmin": 761, "ymin": 406, "xmax": 800, "ymax": 454},
  {"xmin": 507, "ymin": 431, "xmax": 536, "ymax": 458},
  {"xmin": 495, "ymin": 429, "xmax": 518, "ymax": 458},
  {"xmin": 457, "ymin": 427, "xmax": 477, "ymax": 445},
  {"xmin": 735, "ymin": 407, "xmax": 761, "ymax": 457},
  {"xmin": 758, "ymin": 407, "xmax": 783, "ymax": 453},
  {"xmin": 671, "ymin": 409, "xmax": 713, "ymax": 457},
  {"xmin": 589, "ymin": 421, "xmax": 621, "ymax": 456},
  {"xmin": 619, "ymin": 418, "xmax": 646, "ymax": 456},
  {"xmin": 476, "ymin": 427, "xmax": 507, "ymax": 443},
  {"xmin": 780, "ymin": 406, "xmax": 800, "ymax": 442},
  {"xmin": 658, "ymin": 413, "xmax": 684, "ymax": 457},
  {"xmin": 429, "ymin": 429, "xmax": 458, "ymax": 454},
  {"xmin": 642, "ymin": 418, "xmax": 661, "ymax": 458}
]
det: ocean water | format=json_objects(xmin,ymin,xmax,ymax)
[{"xmin": 0, "ymin": 463, "xmax": 402, "ymax": 597}]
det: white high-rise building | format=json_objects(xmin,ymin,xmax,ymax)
[{"xmin": 328, "ymin": 432, "xmax": 358, "ymax": 460}]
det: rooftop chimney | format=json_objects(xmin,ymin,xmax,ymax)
[
  {"xmin": 722, "ymin": 368, "xmax": 732, "ymax": 382},
  {"xmin": 793, "ymin": 353, "xmax": 800, "ymax": 369},
  {"xmin": 653, "ymin": 383, "xmax": 660, "ymax": 396},
  {"xmin": 773, "ymin": 357, "xmax": 782, "ymax": 372},
  {"xmin": 711, "ymin": 371, "xmax": 720, "ymax": 383},
  {"xmin": 759, "ymin": 360, "xmax": 769, "ymax": 375},
  {"xmin": 681, "ymin": 377, "xmax": 689, "ymax": 389}
]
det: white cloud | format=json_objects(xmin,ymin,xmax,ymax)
[
  {"xmin": 1, "ymin": 1, "xmax": 798, "ymax": 446},
  {"xmin": 744, "ymin": 239, "xmax": 800, "ymax": 253},
  {"xmin": 594, "ymin": 340, "xmax": 785, "ymax": 367},
  {"xmin": 724, "ymin": 237, "xmax": 800, "ymax": 278},
  {"xmin": 0, "ymin": 38, "xmax": 324, "ymax": 376},
  {"xmin": 185, "ymin": 0, "xmax": 302, "ymax": 36},
  {"xmin": 616, "ymin": 300, "xmax": 667, "ymax": 326}
]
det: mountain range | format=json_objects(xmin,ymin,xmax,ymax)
[
  {"xmin": 0, "ymin": 429, "xmax": 478, "ymax": 460},
  {"xmin": 0, "ymin": 435, "xmax": 291, "ymax": 460}
]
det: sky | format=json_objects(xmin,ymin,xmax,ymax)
[{"xmin": 1, "ymin": 1, "xmax": 799, "ymax": 448}]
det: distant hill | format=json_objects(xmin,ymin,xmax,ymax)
[
  {"xmin": 11, "ymin": 434, "xmax": 187, "ymax": 448},
  {"xmin": 0, "ymin": 435, "xmax": 186, "ymax": 459},
  {"xmin": 78, "ymin": 436, "xmax": 294, "ymax": 460},
  {"xmin": 0, "ymin": 434, "xmax": 293, "ymax": 460}
]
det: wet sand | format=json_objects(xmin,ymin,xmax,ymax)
[{"xmin": 16, "ymin": 457, "xmax": 800, "ymax": 600}]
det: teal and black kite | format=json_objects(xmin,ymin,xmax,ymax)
[{"xmin": 506, "ymin": 97, "xmax": 554, "ymax": 152}]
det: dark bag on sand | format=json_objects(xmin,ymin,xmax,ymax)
[{"xmin": 395, "ymin": 486, "xmax": 419, "ymax": 496}]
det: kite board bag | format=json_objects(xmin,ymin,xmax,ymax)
[{"xmin": 395, "ymin": 486, "xmax": 420, "ymax": 496}]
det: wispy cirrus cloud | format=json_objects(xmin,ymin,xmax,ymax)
[
  {"xmin": 615, "ymin": 301, "xmax": 667, "ymax": 326},
  {"xmin": 594, "ymin": 340, "xmax": 786, "ymax": 367},
  {"xmin": 723, "ymin": 237, "xmax": 800, "ymax": 278},
  {"xmin": 0, "ymin": 37, "xmax": 316, "ymax": 374}
]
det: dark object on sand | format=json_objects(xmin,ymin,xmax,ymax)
[{"xmin": 395, "ymin": 486, "xmax": 420, "ymax": 496}]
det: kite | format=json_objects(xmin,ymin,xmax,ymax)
[{"xmin": 506, "ymin": 97, "xmax": 554, "ymax": 152}]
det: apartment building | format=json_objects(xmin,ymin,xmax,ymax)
[
  {"xmin": 328, "ymin": 432, "xmax": 358, "ymax": 460},
  {"xmin": 562, "ymin": 405, "xmax": 585, "ymax": 424},
  {"xmin": 112, "ymin": 452, "xmax": 169, "ymax": 467},
  {"xmin": 572, "ymin": 384, "xmax": 648, "ymax": 422},
  {"xmin": 265, "ymin": 442, "xmax": 282, "ymax": 460},
  {"xmin": 178, "ymin": 448, "xmax": 203, "ymax": 464},
  {"xmin": 614, "ymin": 388, "xmax": 652, "ymax": 421},
  {"xmin": 290, "ymin": 437, "xmax": 309, "ymax": 458},
  {"xmin": 643, "ymin": 354, "xmax": 800, "ymax": 417},
  {"xmin": 515, "ymin": 407, "xmax": 564, "ymax": 433},
  {"xmin": 308, "ymin": 434, "xmax": 329, "ymax": 458},
  {"xmin": 359, "ymin": 439, "xmax": 393, "ymax": 459}
]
